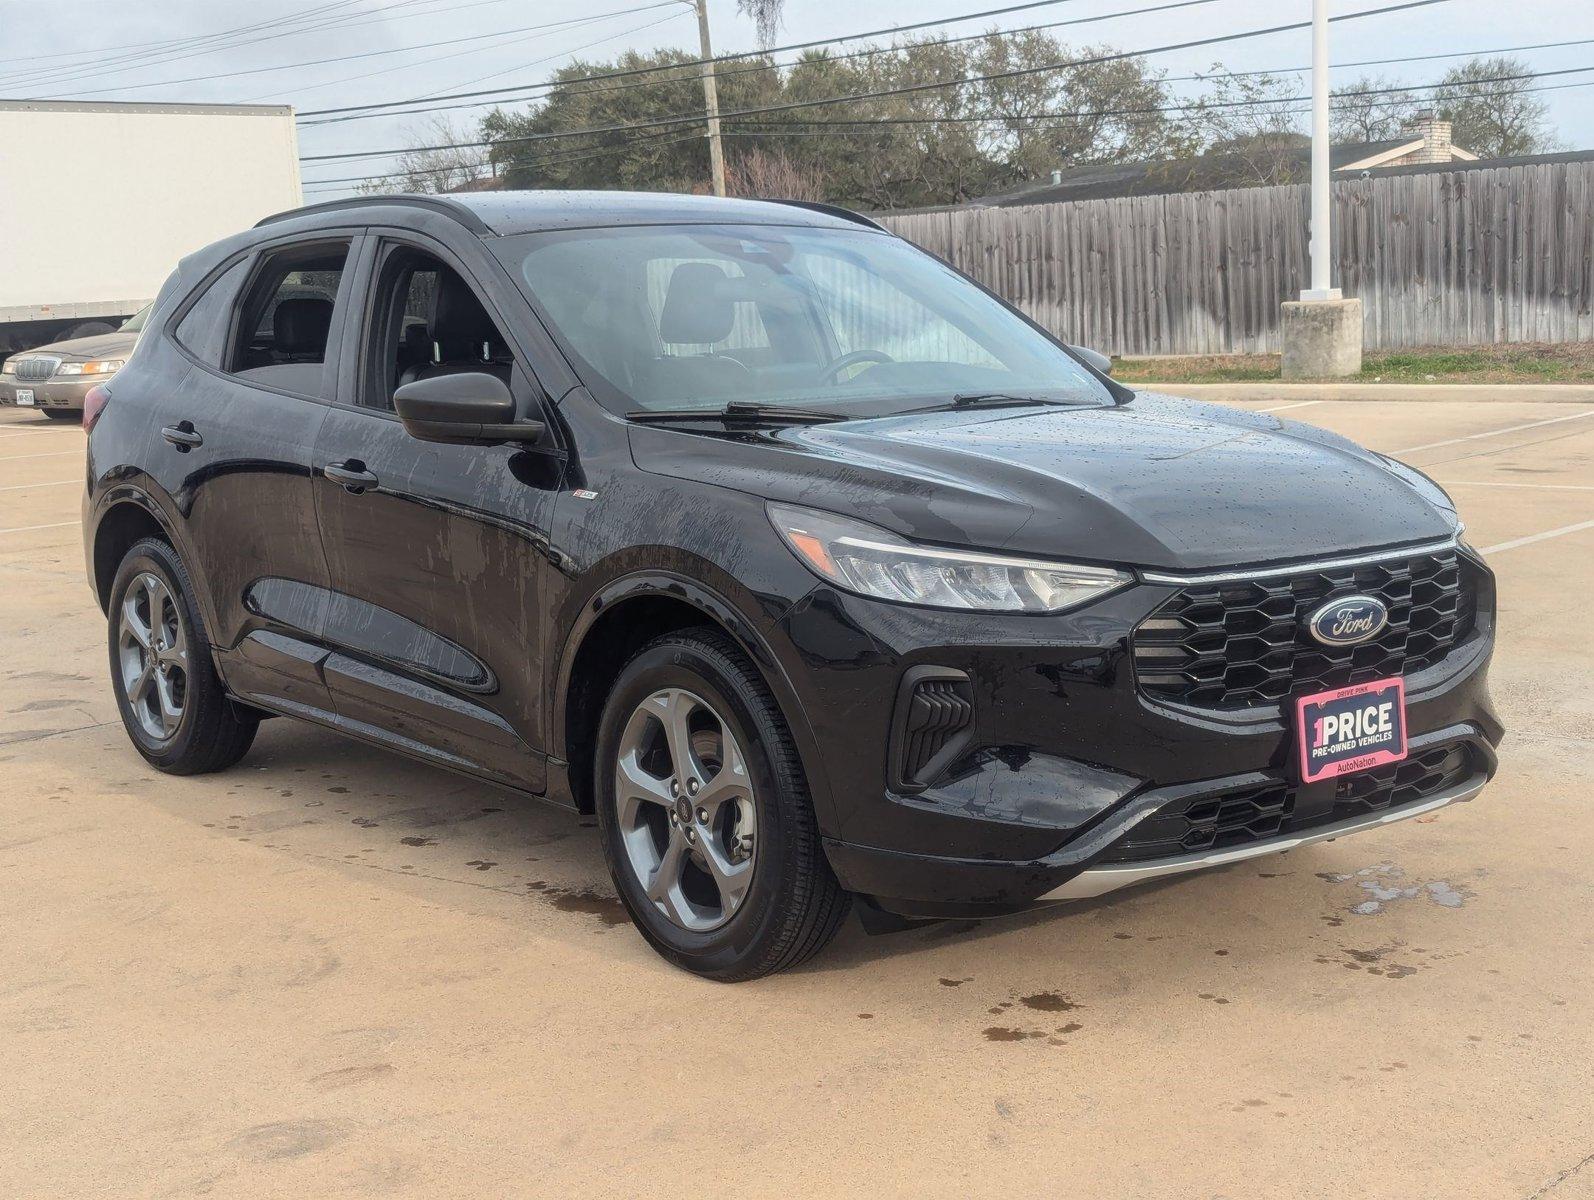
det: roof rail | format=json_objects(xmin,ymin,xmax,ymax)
[
  {"xmin": 254, "ymin": 193, "xmax": 491, "ymax": 234},
  {"xmin": 759, "ymin": 199, "xmax": 889, "ymax": 233}
]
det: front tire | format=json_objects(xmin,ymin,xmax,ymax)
[
  {"xmin": 108, "ymin": 537, "xmax": 257, "ymax": 774},
  {"xmin": 42, "ymin": 408, "xmax": 79, "ymax": 421},
  {"xmin": 595, "ymin": 629, "xmax": 849, "ymax": 981}
]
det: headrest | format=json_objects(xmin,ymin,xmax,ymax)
[
  {"xmin": 658, "ymin": 262, "xmax": 735, "ymax": 345},
  {"xmin": 431, "ymin": 272, "xmax": 505, "ymax": 361},
  {"xmin": 272, "ymin": 297, "xmax": 333, "ymax": 355}
]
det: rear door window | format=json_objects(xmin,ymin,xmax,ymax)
[{"xmin": 225, "ymin": 242, "xmax": 351, "ymax": 398}]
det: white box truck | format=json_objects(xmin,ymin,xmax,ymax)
[{"xmin": 0, "ymin": 99, "xmax": 303, "ymax": 354}]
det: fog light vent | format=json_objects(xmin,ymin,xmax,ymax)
[{"xmin": 889, "ymin": 667, "xmax": 975, "ymax": 793}]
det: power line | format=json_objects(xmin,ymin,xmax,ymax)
[
  {"xmin": 300, "ymin": 73, "xmax": 1594, "ymax": 198},
  {"xmin": 298, "ymin": 0, "xmax": 1221, "ymax": 129},
  {"xmin": 238, "ymin": 9, "xmax": 690, "ymax": 104},
  {"xmin": 296, "ymin": 0, "xmax": 1110, "ymax": 119},
  {"xmin": 298, "ymin": 0, "xmax": 1451, "ymax": 165},
  {"xmin": 302, "ymin": 62, "xmax": 1593, "ymax": 187},
  {"xmin": 712, "ymin": 63, "xmax": 1594, "ymax": 129},
  {"xmin": 41, "ymin": 4, "xmax": 683, "ymax": 100},
  {"xmin": 1, "ymin": 0, "xmax": 525, "ymax": 94}
]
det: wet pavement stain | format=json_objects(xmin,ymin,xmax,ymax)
[
  {"xmin": 938, "ymin": 977, "xmax": 974, "ymax": 987},
  {"xmin": 1018, "ymin": 991, "xmax": 1080, "ymax": 1012},
  {"xmin": 463, "ymin": 860, "xmax": 497, "ymax": 871},
  {"xmin": 539, "ymin": 886, "xmax": 628, "ymax": 927},
  {"xmin": 983, "ymin": 1027, "xmax": 1048, "ymax": 1042},
  {"xmin": 399, "ymin": 836, "xmax": 436, "ymax": 847}
]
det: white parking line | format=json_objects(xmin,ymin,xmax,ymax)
[
  {"xmin": 1480, "ymin": 519, "xmax": 1594, "ymax": 555},
  {"xmin": 1446, "ymin": 480, "xmax": 1594, "ymax": 492},
  {"xmin": 0, "ymin": 479, "xmax": 78, "ymax": 492},
  {"xmin": 1257, "ymin": 400, "xmax": 1322, "ymax": 413},
  {"xmin": 1394, "ymin": 409, "xmax": 1594, "ymax": 454},
  {"xmin": 0, "ymin": 519, "xmax": 79, "ymax": 535},
  {"xmin": 0, "ymin": 429, "xmax": 81, "ymax": 440},
  {"xmin": 0, "ymin": 450, "xmax": 81, "ymax": 462}
]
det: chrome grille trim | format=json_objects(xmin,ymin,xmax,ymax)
[
  {"xmin": 14, "ymin": 356, "xmax": 62, "ymax": 381},
  {"xmin": 1139, "ymin": 535, "xmax": 1460, "ymax": 586}
]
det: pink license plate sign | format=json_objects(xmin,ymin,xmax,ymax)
[{"xmin": 1295, "ymin": 677, "xmax": 1407, "ymax": 784}]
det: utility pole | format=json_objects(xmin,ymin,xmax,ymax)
[
  {"xmin": 689, "ymin": 0, "xmax": 727, "ymax": 197},
  {"xmin": 1280, "ymin": 0, "xmax": 1361, "ymax": 378},
  {"xmin": 1302, "ymin": 0, "xmax": 1337, "ymax": 301}
]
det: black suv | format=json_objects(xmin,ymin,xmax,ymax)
[{"xmin": 83, "ymin": 192, "xmax": 1500, "ymax": 979}]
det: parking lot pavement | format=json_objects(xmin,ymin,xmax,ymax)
[{"xmin": 2, "ymin": 398, "xmax": 1591, "ymax": 1200}]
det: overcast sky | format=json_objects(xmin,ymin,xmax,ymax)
[{"xmin": 4, "ymin": 0, "xmax": 1590, "ymax": 198}]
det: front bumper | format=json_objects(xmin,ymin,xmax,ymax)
[
  {"xmin": 0, "ymin": 376, "xmax": 98, "ymax": 410},
  {"xmin": 783, "ymin": 544, "xmax": 1501, "ymax": 917},
  {"xmin": 825, "ymin": 723, "xmax": 1496, "ymax": 916}
]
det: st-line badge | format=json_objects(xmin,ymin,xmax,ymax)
[{"xmin": 1296, "ymin": 676, "xmax": 1408, "ymax": 784}]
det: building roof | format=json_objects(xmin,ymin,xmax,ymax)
[{"xmin": 0, "ymin": 98, "xmax": 293, "ymax": 117}]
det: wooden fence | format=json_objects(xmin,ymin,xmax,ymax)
[{"xmin": 878, "ymin": 159, "xmax": 1594, "ymax": 356}]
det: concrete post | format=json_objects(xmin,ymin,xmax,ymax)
[{"xmin": 1283, "ymin": 0, "xmax": 1362, "ymax": 378}]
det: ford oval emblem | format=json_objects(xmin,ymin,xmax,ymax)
[{"xmin": 1307, "ymin": 595, "xmax": 1389, "ymax": 646}]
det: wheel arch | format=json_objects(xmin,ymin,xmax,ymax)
[
  {"xmin": 90, "ymin": 493, "xmax": 173, "ymax": 612},
  {"xmin": 552, "ymin": 572, "xmax": 834, "ymax": 828}
]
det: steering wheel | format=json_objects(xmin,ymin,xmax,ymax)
[{"xmin": 817, "ymin": 349, "xmax": 894, "ymax": 385}]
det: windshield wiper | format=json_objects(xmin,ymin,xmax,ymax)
[
  {"xmin": 907, "ymin": 392, "xmax": 1062, "ymax": 413},
  {"xmin": 626, "ymin": 401, "xmax": 847, "ymax": 425}
]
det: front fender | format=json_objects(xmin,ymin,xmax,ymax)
[{"xmin": 549, "ymin": 562, "xmax": 839, "ymax": 836}]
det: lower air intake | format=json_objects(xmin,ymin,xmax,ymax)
[{"xmin": 889, "ymin": 667, "xmax": 975, "ymax": 793}]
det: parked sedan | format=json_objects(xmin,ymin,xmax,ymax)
[
  {"xmin": 80, "ymin": 192, "xmax": 1501, "ymax": 979},
  {"xmin": 1, "ymin": 305, "xmax": 148, "ymax": 418}
]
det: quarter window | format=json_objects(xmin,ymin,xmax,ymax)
[{"xmin": 173, "ymin": 260, "xmax": 248, "ymax": 365}]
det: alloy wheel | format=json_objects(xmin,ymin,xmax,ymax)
[
  {"xmin": 117, "ymin": 572, "xmax": 188, "ymax": 742},
  {"xmin": 613, "ymin": 687, "xmax": 758, "ymax": 933}
]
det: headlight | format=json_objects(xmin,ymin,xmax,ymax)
[
  {"xmin": 0, "ymin": 359, "xmax": 14, "ymax": 376},
  {"xmin": 55, "ymin": 359, "xmax": 123, "ymax": 376},
  {"xmin": 768, "ymin": 502, "xmax": 1130, "ymax": 613}
]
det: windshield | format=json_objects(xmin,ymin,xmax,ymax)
[
  {"xmin": 494, "ymin": 223, "xmax": 1107, "ymax": 416},
  {"xmin": 120, "ymin": 304, "xmax": 153, "ymax": 334}
]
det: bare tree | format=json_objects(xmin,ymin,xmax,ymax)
[
  {"xmin": 1331, "ymin": 73, "xmax": 1423, "ymax": 144},
  {"xmin": 357, "ymin": 116, "xmax": 492, "ymax": 195},
  {"xmin": 1177, "ymin": 67, "xmax": 1308, "ymax": 187},
  {"xmin": 1431, "ymin": 55, "xmax": 1556, "ymax": 158},
  {"xmin": 724, "ymin": 147, "xmax": 827, "ymax": 200}
]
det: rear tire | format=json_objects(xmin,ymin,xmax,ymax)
[
  {"xmin": 107, "ymin": 537, "xmax": 257, "ymax": 774},
  {"xmin": 595, "ymin": 628, "xmax": 849, "ymax": 981}
]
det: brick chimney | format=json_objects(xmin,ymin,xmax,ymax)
[{"xmin": 1403, "ymin": 112, "xmax": 1455, "ymax": 164}]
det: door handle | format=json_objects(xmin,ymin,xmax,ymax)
[
  {"xmin": 160, "ymin": 423, "xmax": 202, "ymax": 451},
  {"xmin": 325, "ymin": 460, "xmax": 379, "ymax": 493}
]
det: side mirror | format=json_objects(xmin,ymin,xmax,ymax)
[
  {"xmin": 392, "ymin": 372, "xmax": 544, "ymax": 444},
  {"xmin": 1069, "ymin": 345, "xmax": 1114, "ymax": 376}
]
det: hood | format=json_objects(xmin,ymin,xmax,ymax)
[
  {"xmin": 19, "ymin": 330, "xmax": 139, "ymax": 360},
  {"xmin": 628, "ymin": 391, "xmax": 1459, "ymax": 572}
]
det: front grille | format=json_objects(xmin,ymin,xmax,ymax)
[
  {"xmin": 1099, "ymin": 780, "xmax": 1296, "ymax": 862},
  {"xmin": 14, "ymin": 357, "xmax": 59, "ymax": 381},
  {"xmin": 1133, "ymin": 548, "xmax": 1475, "ymax": 712},
  {"xmin": 1332, "ymin": 742, "xmax": 1472, "ymax": 819},
  {"xmin": 1098, "ymin": 741, "xmax": 1478, "ymax": 865}
]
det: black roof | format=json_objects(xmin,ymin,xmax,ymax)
[{"xmin": 257, "ymin": 189, "xmax": 885, "ymax": 236}]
